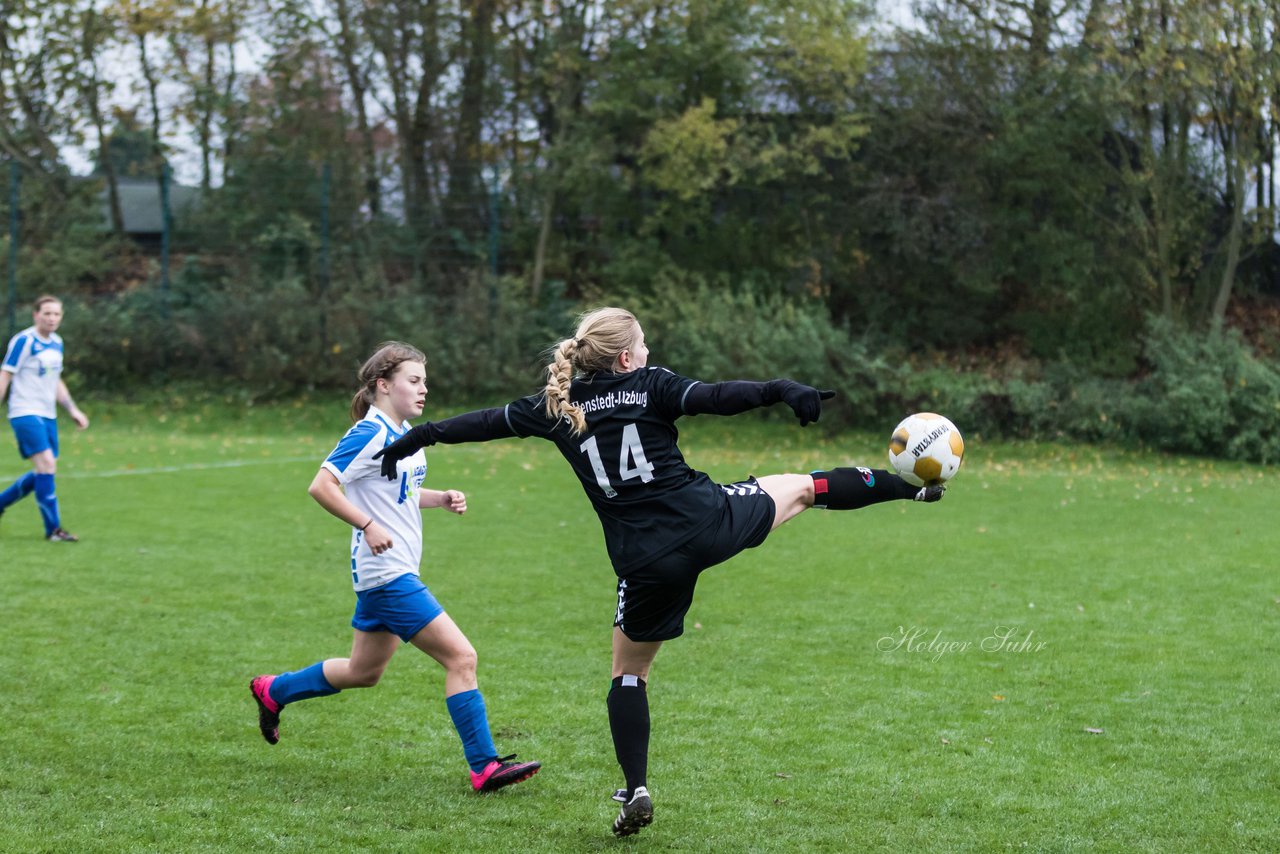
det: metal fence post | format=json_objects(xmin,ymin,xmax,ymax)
[
  {"xmin": 158, "ymin": 164, "xmax": 171, "ymax": 371},
  {"xmin": 319, "ymin": 162, "xmax": 331, "ymax": 353},
  {"xmin": 160, "ymin": 163, "xmax": 172, "ymax": 307},
  {"xmin": 488, "ymin": 165, "xmax": 501, "ymax": 317},
  {"xmin": 7, "ymin": 162, "xmax": 19, "ymax": 338},
  {"xmin": 488, "ymin": 166, "xmax": 500, "ymax": 279}
]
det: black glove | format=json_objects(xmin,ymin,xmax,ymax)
[
  {"xmin": 372, "ymin": 423, "xmax": 435, "ymax": 480},
  {"xmin": 913, "ymin": 484, "xmax": 946, "ymax": 502},
  {"xmin": 778, "ymin": 383, "xmax": 836, "ymax": 426}
]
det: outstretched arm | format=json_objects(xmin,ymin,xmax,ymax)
[
  {"xmin": 372, "ymin": 406, "xmax": 516, "ymax": 479},
  {"xmin": 683, "ymin": 379, "xmax": 835, "ymax": 426}
]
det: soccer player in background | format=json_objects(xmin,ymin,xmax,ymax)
[
  {"xmin": 372, "ymin": 307, "xmax": 945, "ymax": 836},
  {"xmin": 0, "ymin": 295, "xmax": 88, "ymax": 542},
  {"xmin": 249, "ymin": 341, "xmax": 540, "ymax": 793}
]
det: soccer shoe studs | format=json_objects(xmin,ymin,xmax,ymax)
[
  {"xmin": 612, "ymin": 786, "xmax": 654, "ymax": 837},
  {"xmin": 250, "ymin": 675, "xmax": 281, "ymax": 745},
  {"xmin": 470, "ymin": 754, "xmax": 541, "ymax": 793}
]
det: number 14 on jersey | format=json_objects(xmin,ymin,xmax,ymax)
[{"xmin": 579, "ymin": 424, "xmax": 655, "ymax": 498}]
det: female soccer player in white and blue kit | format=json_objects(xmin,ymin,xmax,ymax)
[
  {"xmin": 0, "ymin": 295, "xmax": 88, "ymax": 541},
  {"xmin": 249, "ymin": 342, "xmax": 539, "ymax": 793}
]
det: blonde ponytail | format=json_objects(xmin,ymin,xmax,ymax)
[{"xmin": 542, "ymin": 307, "xmax": 641, "ymax": 435}]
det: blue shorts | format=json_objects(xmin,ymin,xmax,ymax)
[
  {"xmin": 11, "ymin": 416, "xmax": 58, "ymax": 459},
  {"xmin": 351, "ymin": 573, "xmax": 444, "ymax": 641}
]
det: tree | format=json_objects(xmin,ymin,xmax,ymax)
[
  {"xmin": 0, "ymin": 0, "xmax": 79, "ymax": 180},
  {"xmin": 118, "ymin": 0, "xmax": 172, "ymax": 176},
  {"xmin": 361, "ymin": 0, "xmax": 458, "ymax": 249},
  {"xmin": 1196, "ymin": 0, "xmax": 1278, "ymax": 331},
  {"xmin": 1088, "ymin": 0, "xmax": 1278, "ymax": 331},
  {"xmin": 74, "ymin": 1, "xmax": 125, "ymax": 233},
  {"xmin": 323, "ymin": 0, "xmax": 382, "ymax": 214},
  {"xmin": 168, "ymin": 0, "xmax": 246, "ymax": 189}
]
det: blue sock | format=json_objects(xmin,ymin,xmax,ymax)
[
  {"xmin": 446, "ymin": 689, "xmax": 499, "ymax": 772},
  {"xmin": 33, "ymin": 473, "xmax": 59, "ymax": 536},
  {"xmin": 0, "ymin": 472, "xmax": 36, "ymax": 511},
  {"xmin": 267, "ymin": 662, "xmax": 340, "ymax": 707}
]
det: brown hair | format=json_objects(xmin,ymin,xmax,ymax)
[
  {"xmin": 350, "ymin": 341, "xmax": 427, "ymax": 422},
  {"xmin": 543, "ymin": 307, "xmax": 640, "ymax": 434},
  {"xmin": 33, "ymin": 295, "xmax": 62, "ymax": 312}
]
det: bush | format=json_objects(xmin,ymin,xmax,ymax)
[
  {"xmin": 871, "ymin": 318, "xmax": 1280, "ymax": 463},
  {"xmin": 1134, "ymin": 318, "xmax": 1280, "ymax": 463},
  {"xmin": 62, "ymin": 269, "xmax": 1280, "ymax": 464},
  {"xmin": 629, "ymin": 273, "xmax": 889, "ymax": 421},
  {"xmin": 66, "ymin": 268, "xmax": 571, "ymax": 405}
]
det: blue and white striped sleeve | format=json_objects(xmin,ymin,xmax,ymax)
[
  {"xmin": 2, "ymin": 334, "xmax": 27, "ymax": 372},
  {"xmin": 322, "ymin": 421, "xmax": 380, "ymax": 484}
]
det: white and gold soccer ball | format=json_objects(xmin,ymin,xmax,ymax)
[{"xmin": 888, "ymin": 413, "xmax": 964, "ymax": 486}]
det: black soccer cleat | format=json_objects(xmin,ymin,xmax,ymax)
[
  {"xmin": 914, "ymin": 484, "xmax": 946, "ymax": 503},
  {"xmin": 612, "ymin": 786, "xmax": 654, "ymax": 837}
]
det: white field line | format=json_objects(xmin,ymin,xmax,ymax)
[{"xmin": 0, "ymin": 455, "xmax": 318, "ymax": 480}]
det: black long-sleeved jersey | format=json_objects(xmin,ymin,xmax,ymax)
[{"xmin": 394, "ymin": 368, "xmax": 811, "ymax": 576}]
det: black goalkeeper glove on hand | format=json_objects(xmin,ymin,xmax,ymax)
[
  {"xmin": 778, "ymin": 382, "xmax": 836, "ymax": 426},
  {"xmin": 913, "ymin": 484, "xmax": 946, "ymax": 502},
  {"xmin": 371, "ymin": 424, "xmax": 434, "ymax": 480}
]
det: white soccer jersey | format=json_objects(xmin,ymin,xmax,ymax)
[
  {"xmin": 321, "ymin": 405, "xmax": 429, "ymax": 591},
  {"xmin": 3, "ymin": 327, "xmax": 64, "ymax": 420}
]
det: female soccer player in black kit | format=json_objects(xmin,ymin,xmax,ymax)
[{"xmin": 374, "ymin": 307, "xmax": 944, "ymax": 837}]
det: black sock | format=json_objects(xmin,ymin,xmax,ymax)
[
  {"xmin": 811, "ymin": 467, "xmax": 915, "ymax": 509},
  {"xmin": 608, "ymin": 675, "xmax": 649, "ymax": 796}
]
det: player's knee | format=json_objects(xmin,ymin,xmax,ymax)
[
  {"xmin": 795, "ymin": 473, "xmax": 815, "ymax": 507},
  {"xmin": 448, "ymin": 645, "xmax": 478, "ymax": 678},
  {"xmin": 349, "ymin": 665, "xmax": 385, "ymax": 688}
]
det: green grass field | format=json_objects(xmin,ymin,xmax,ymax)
[{"xmin": 1, "ymin": 401, "xmax": 1276, "ymax": 852}]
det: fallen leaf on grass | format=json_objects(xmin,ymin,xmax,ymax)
[
  {"xmin": 992, "ymin": 694, "xmax": 1005, "ymax": 702},
  {"xmin": 940, "ymin": 738, "xmax": 951, "ymax": 745},
  {"xmin": 1084, "ymin": 727, "xmax": 1105, "ymax": 735},
  {"xmin": 774, "ymin": 773, "xmax": 792, "ymax": 779}
]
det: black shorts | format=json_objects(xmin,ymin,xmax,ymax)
[{"xmin": 613, "ymin": 479, "xmax": 776, "ymax": 642}]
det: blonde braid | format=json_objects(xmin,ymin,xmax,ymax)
[{"xmin": 544, "ymin": 338, "xmax": 587, "ymax": 434}]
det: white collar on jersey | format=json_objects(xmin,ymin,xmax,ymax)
[{"xmin": 367, "ymin": 404, "xmax": 411, "ymax": 439}]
